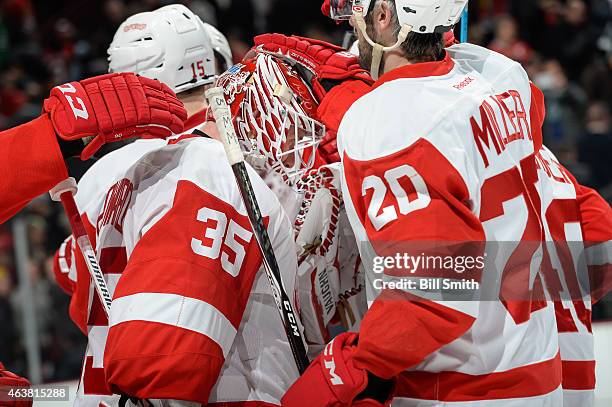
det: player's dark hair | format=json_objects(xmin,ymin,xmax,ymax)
[{"xmin": 369, "ymin": 0, "xmax": 445, "ymax": 63}]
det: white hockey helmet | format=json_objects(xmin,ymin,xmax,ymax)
[
  {"xmin": 329, "ymin": 0, "xmax": 467, "ymax": 79},
  {"xmin": 107, "ymin": 4, "xmax": 216, "ymax": 93},
  {"xmin": 203, "ymin": 23, "xmax": 233, "ymax": 73}
]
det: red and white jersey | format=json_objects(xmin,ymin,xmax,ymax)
[
  {"xmin": 338, "ymin": 43, "xmax": 566, "ymax": 406},
  {"xmin": 536, "ymin": 147, "xmax": 612, "ymax": 407},
  {"xmin": 55, "ymin": 135, "xmax": 299, "ymax": 406},
  {"xmin": 52, "ymin": 114, "xmax": 211, "ymax": 405},
  {"xmin": 53, "ymin": 111, "xmax": 208, "ymax": 297},
  {"xmin": 53, "ymin": 138, "xmax": 167, "ymax": 406}
]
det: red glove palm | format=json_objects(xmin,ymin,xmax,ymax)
[
  {"xmin": 43, "ymin": 73, "xmax": 187, "ymax": 159},
  {"xmin": 282, "ymin": 333, "xmax": 394, "ymax": 407},
  {"xmin": 0, "ymin": 362, "xmax": 32, "ymax": 407},
  {"xmin": 254, "ymin": 34, "xmax": 372, "ymax": 102},
  {"xmin": 317, "ymin": 79, "xmax": 371, "ymax": 163}
]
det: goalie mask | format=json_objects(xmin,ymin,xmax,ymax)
[{"xmin": 216, "ymin": 53, "xmax": 325, "ymax": 186}]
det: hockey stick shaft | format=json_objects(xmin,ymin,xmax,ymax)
[
  {"xmin": 51, "ymin": 179, "xmax": 112, "ymax": 317},
  {"xmin": 205, "ymin": 87, "xmax": 310, "ymax": 374},
  {"xmin": 52, "ymin": 180, "xmax": 151, "ymax": 405},
  {"xmin": 460, "ymin": 7, "xmax": 469, "ymax": 43}
]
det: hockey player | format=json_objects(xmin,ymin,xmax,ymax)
[
  {"xmin": 536, "ymin": 146, "xmax": 612, "ymax": 407},
  {"xmin": 89, "ymin": 53, "xmax": 313, "ymax": 406},
  {"xmin": 213, "ymin": 39, "xmax": 374, "ymax": 356},
  {"xmin": 311, "ymin": 5, "xmax": 612, "ymax": 405},
  {"xmin": 278, "ymin": 0, "xmax": 612, "ymax": 406},
  {"xmin": 80, "ymin": 48, "xmax": 369, "ymax": 405},
  {"xmin": 52, "ymin": 4, "xmax": 234, "ymax": 405},
  {"xmin": 0, "ymin": 72, "xmax": 186, "ymax": 224}
]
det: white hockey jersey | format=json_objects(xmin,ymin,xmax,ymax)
[
  {"xmin": 53, "ymin": 113, "xmax": 208, "ymax": 406},
  {"xmin": 536, "ymin": 147, "xmax": 612, "ymax": 407},
  {"xmin": 338, "ymin": 43, "xmax": 567, "ymax": 406},
  {"xmin": 55, "ymin": 134, "xmax": 299, "ymax": 406}
]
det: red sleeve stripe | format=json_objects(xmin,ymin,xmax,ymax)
[
  {"xmin": 395, "ymin": 352, "xmax": 561, "ymax": 401},
  {"xmin": 110, "ymin": 292, "xmax": 236, "ymax": 357},
  {"xmin": 105, "ymin": 321, "xmax": 224, "ymax": 403},
  {"xmin": 562, "ymin": 360, "xmax": 596, "ymax": 390}
]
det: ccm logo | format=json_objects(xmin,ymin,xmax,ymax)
[
  {"xmin": 57, "ymin": 83, "xmax": 89, "ymax": 120},
  {"xmin": 323, "ymin": 339, "xmax": 344, "ymax": 385}
]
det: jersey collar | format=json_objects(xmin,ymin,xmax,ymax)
[{"xmin": 372, "ymin": 51, "xmax": 455, "ymax": 90}]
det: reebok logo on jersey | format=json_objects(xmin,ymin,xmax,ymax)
[
  {"xmin": 453, "ymin": 76, "xmax": 474, "ymax": 90},
  {"xmin": 323, "ymin": 339, "xmax": 344, "ymax": 385}
]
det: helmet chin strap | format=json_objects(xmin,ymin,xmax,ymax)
[{"xmin": 354, "ymin": 10, "xmax": 412, "ymax": 80}]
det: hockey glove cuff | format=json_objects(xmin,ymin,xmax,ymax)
[{"xmin": 281, "ymin": 333, "xmax": 395, "ymax": 407}]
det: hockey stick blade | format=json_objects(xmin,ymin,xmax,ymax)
[{"xmin": 206, "ymin": 87, "xmax": 310, "ymax": 374}]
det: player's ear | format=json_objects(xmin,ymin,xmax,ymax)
[{"xmin": 374, "ymin": 0, "xmax": 394, "ymax": 43}]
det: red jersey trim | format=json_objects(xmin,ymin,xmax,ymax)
[
  {"xmin": 183, "ymin": 109, "xmax": 208, "ymax": 131},
  {"xmin": 373, "ymin": 52, "xmax": 454, "ymax": 90},
  {"xmin": 562, "ymin": 360, "xmax": 596, "ymax": 390},
  {"xmin": 395, "ymin": 352, "xmax": 562, "ymax": 402}
]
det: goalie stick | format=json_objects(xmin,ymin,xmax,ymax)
[{"xmin": 205, "ymin": 87, "xmax": 310, "ymax": 374}]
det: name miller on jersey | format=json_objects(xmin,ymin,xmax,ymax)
[{"xmin": 470, "ymin": 89, "xmax": 531, "ymax": 167}]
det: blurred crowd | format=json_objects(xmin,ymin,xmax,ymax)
[{"xmin": 0, "ymin": 0, "xmax": 610, "ymax": 382}]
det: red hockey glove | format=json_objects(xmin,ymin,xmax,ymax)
[
  {"xmin": 0, "ymin": 362, "xmax": 32, "ymax": 407},
  {"xmin": 282, "ymin": 333, "xmax": 395, "ymax": 407},
  {"xmin": 254, "ymin": 34, "xmax": 373, "ymax": 102},
  {"xmin": 317, "ymin": 79, "xmax": 371, "ymax": 163},
  {"xmin": 43, "ymin": 73, "xmax": 187, "ymax": 160}
]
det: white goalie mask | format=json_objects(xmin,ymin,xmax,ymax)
[
  {"xmin": 216, "ymin": 54, "xmax": 325, "ymax": 187},
  {"xmin": 107, "ymin": 4, "xmax": 217, "ymax": 93},
  {"xmin": 329, "ymin": 0, "xmax": 467, "ymax": 78}
]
